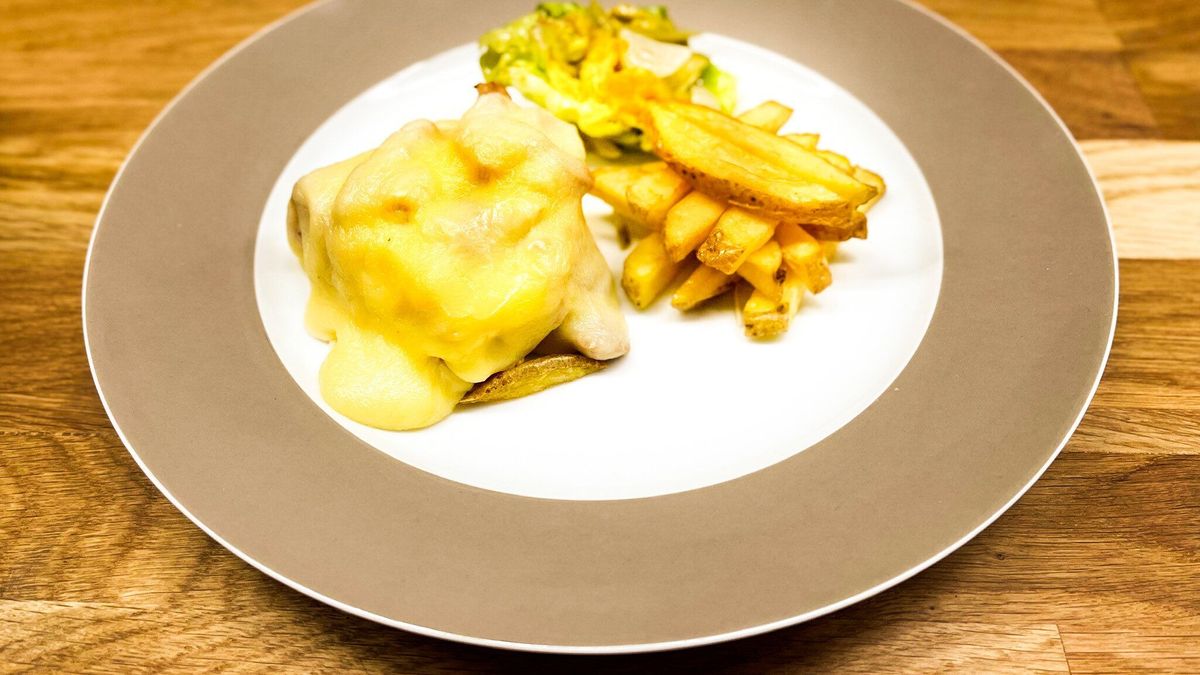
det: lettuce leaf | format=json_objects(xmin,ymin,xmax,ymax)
[{"xmin": 480, "ymin": 3, "xmax": 736, "ymax": 151}]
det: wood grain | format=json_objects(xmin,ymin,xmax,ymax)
[
  {"xmin": 1124, "ymin": 48, "xmax": 1200, "ymax": 140},
  {"xmin": 1061, "ymin": 623, "xmax": 1200, "ymax": 674},
  {"xmin": 1095, "ymin": 0, "xmax": 1200, "ymax": 50},
  {"xmin": 1091, "ymin": 0, "xmax": 1200, "ymax": 138},
  {"xmin": 921, "ymin": 0, "xmax": 1123, "ymax": 51},
  {"xmin": 2, "ymin": 0, "xmax": 1199, "ymax": 671},
  {"xmin": 998, "ymin": 51, "xmax": 1160, "ymax": 139},
  {"xmin": 1070, "ymin": 261, "xmax": 1200, "ymax": 454},
  {"xmin": 1081, "ymin": 140, "xmax": 1200, "ymax": 258},
  {"xmin": 3, "ymin": 440, "xmax": 1198, "ymax": 672}
]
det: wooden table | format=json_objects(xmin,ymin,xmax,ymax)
[{"xmin": 2, "ymin": 1, "xmax": 1197, "ymax": 671}]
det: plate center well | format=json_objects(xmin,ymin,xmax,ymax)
[{"xmin": 253, "ymin": 36, "xmax": 943, "ymax": 501}]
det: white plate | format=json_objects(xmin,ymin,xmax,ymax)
[{"xmin": 254, "ymin": 36, "xmax": 942, "ymax": 500}]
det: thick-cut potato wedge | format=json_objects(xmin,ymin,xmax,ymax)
[
  {"xmin": 663, "ymin": 190, "xmax": 725, "ymax": 261},
  {"xmin": 622, "ymin": 231, "xmax": 682, "ymax": 309},
  {"xmin": 802, "ymin": 215, "xmax": 867, "ymax": 241},
  {"xmin": 801, "ymin": 166, "xmax": 883, "ymax": 240},
  {"xmin": 737, "ymin": 240, "xmax": 784, "ymax": 302},
  {"xmin": 653, "ymin": 102, "xmax": 875, "ymax": 205},
  {"xmin": 667, "ymin": 103, "xmax": 869, "ymax": 198},
  {"xmin": 591, "ymin": 164, "xmax": 648, "ymax": 219},
  {"xmin": 650, "ymin": 106, "xmax": 855, "ymax": 226},
  {"xmin": 657, "ymin": 93, "xmax": 794, "ymax": 263},
  {"xmin": 815, "ymin": 149, "xmax": 853, "ymax": 173},
  {"xmin": 459, "ymin": 354, "xmax": 607, "ymax": 404},
  {"xmin": 626, "ymin": 163, "xmax": 690, "ymax": 229},
  {"xmin": 776, "ymin": 222, "xmax": 832, "ymax": 293},
  {"xmin": 820, "ymin": 240, "xmax": 840, "ymax": 261},
  {"xmin": 736, "ymin": 100, "xmax": 793, "ymax": 134},
  {"xmin": 665, "ymin": 157, "xmax": 851, "ymax": 226},
  {"xmin": 698, "ymin": 207, "xmax": 777, "ymax": 274},
  {"xmin": 854, "ymin": 165, "xmax": 887, "ymax": 212},
  {"xmin": 785, "ymin": 132, "xmax": 820, "ymax": 150},
  {"xmin": 612, "ymin": 104, "xmax": 789, "ymax": 258},
  {"xmin": 672, "ymin": 262, "xmax": 734, "ymax": 310}
]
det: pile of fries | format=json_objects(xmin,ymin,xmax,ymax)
[{"xmin": 591, "ymin": 100, "xmax": 886, "ymax": 338}]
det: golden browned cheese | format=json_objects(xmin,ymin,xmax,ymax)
[{"xmin": 287, "ymin": 93, "xmax": 628, "ymax": 430}]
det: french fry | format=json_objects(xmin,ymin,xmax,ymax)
[
  {"xmin": 591, "ymin": 164, "xmax": 648, "ymax": 219},
  {"xmin": 608, "ymin": 100, "xmax": 886, "ymax": 337},
  {"xmin": 625, "ymin": 162, "xmax": 691, "ymax": 229},
  {"xmin": 815, "ymin": 148, "xmax": 853, "ymax": 173},
  {"xmin": 621, "ymin": 231, "xmax": 682, "ymax": 309},
  {"xmin": 663, "ymin": 190, "xmax": 725, "ymax": 261},
  {"xmin": 672, "ymin": 262, "xmax": 734, "ymax": 310},
  {"xmin": 698, "ymin": 207, "xmax": 777, "ymax": 274},
  {"xmin": 854, "ymin": 165, "xmax": 887, "ymax": 212},
  {"xmin": 785, "ymin": 132, "xmax": 820, "ymax": 150},
  {"xmin": 736, "ymin": 100, "xmax": 793, "ymax": 134},
  {"xmin": 653, "ymin": 102, "xmax": 875, "ymax": 205},
  {"xmin": 650, "ymin": 105, "xmax": 855, "ymax": 226},
  {"xmin": 736, "ymin": 240, "xmax": 785, "ymax": 302},
  {"xmin": 740, "ymin": 284, "xmax": 787, "ymax": 339},
  {"xmin": 776, "ymin": 222, "xmax": 832, "ymax": 293},
  {"xmin": 738, "ymin": 276, "xmax": 805, "ymax": 339},
  {"xmin": 782, "ymin": 274, "xmax": 806, "ymax": 318},
  {"xmin": 805, "ymin": 258, "xmax": 834, "ymax": 295},
  {"xmin": 459, "ymin": 354, "xmax": 607, "ymax": 404}
]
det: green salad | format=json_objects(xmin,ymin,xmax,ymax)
[{"xmin": 480, "ymin": 3, "xmax": 736, "ymax": 153}]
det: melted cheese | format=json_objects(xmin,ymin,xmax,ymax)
[{"xmin": 287, "ymin": 93, "xmax": 628, "ymax": 430}]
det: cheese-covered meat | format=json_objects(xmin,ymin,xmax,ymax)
[{"xmin": 287, "ymin": 91, "xmax": 628, "ymax": 430}]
